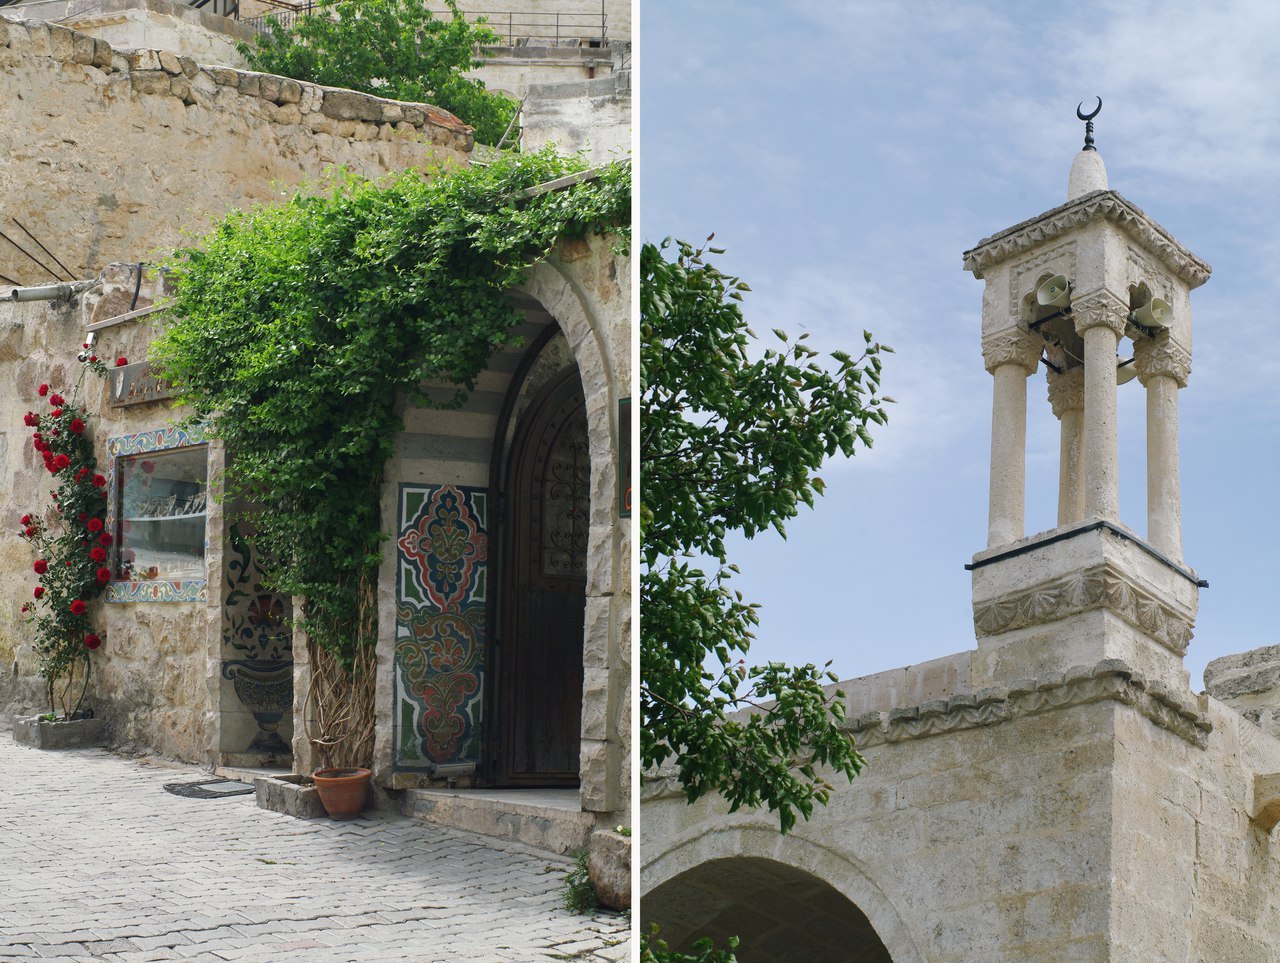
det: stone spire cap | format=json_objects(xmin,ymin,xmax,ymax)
[
  {"xmin": 961, "ymin": 189, "xmax": 1212, "ymax": 288},
  {"xmin": 1068, "ymin": 149, "xmax": 1108, "ymax": 200}
]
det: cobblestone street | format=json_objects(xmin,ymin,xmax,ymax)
[{"xmin": 0, "ymin": 738, "xmax": 630, "ymax": 962}]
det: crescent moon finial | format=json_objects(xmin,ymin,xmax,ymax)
[{"xmin": 1076, "ymin": 97, "xmax": 1102, "ymax": 151}]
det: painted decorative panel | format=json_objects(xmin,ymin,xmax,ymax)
[
  {"xmin": 394, "ymin": 484, "xmax": 488, "ymax": 771},
  {"xmin": 220, "ymin": 518, "xmax": 293, "ymax": 758},
  {"xmin": 105, "ymin": 425, "xmax": 209, "ymax": 604}
]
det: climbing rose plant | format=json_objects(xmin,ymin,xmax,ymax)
[
  {"xmin": 19, "ymin": 353, "xmax": 122, "ymax": 719},
  {"xmin": 150, "ymin": 149, "xmax": 629, "ymax": 768}
]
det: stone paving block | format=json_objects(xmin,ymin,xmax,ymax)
[{"xmin": 0, "ymin": 739, "xmax": 629, "ymax": 961}]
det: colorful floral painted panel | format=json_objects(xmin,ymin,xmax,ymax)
[{"xmin": 394, "ymin": 484, "xmax": 487, "ymax": 770}]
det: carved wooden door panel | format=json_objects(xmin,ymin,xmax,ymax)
[{"xmin": 495, "ymin": 369, "xmax": 587, "ymax": 786}]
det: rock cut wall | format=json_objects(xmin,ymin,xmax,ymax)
[{"xmin": 0, "ymin": 15, "xmax": 473, "ymax": 288}]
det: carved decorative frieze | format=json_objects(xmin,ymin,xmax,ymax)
[
  {"xmin": 1006, "ymin": 239, "xmax": 1077, "ymax": 321},
  {"xmin": 971, "ymin": 564, "xmax": 1194, "ymax": 655},
  {"xmin": 1046, "ymin": 367, "xmax": 1085, "ymax": 418},
  {"xmin": 963, "ymin": 190, "xmax": 1212, "ymax": 289},
  {"xmin": 639, "ymin": 659, "xmax": 1212, "ymax": 801},
  {"xmin": 981, "ymin": 328, "xmax": 1042, "ymax": 375},
  {"xmin": 1133, "ymin": 334, "xmax": 1192, "ymax": 388},
  {"xmin": 1071, "ymin": 290, "xmax": 1130, "ymax": 338}
]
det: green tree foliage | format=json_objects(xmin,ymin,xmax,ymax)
[
  {"xmin": 641, "ymin": 928, "xmax": 739, "ymax": 963},
  {"xmin": 640, "ymin": 237, "xmax": 891, "ymax": 832},
  {"xmin": 150, "ymin": 151, "xmax": 628, "ymax": 761},
  {"xmin": 239, "ymin": 0, "xmax": 518, "ymax": 145}
]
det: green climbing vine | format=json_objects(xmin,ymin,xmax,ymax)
[{"xmin": 150, "ymin": 149, "xmax": 628, "ymax": 765}]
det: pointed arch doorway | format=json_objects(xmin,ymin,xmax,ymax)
[{"xmin": 488, "ymin": 362, "xmax": 587, "ymax": 787}]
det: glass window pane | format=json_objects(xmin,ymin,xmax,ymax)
[{"xmin": 115, "ymin": 446, "xmax": 208, "ymax": 582}]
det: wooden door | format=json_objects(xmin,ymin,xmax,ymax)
[{"xmin": 494, "ymin": 369, "xmax": 587, "ymax": 786}]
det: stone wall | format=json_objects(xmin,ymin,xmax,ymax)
[
  {"xmin": 1205, "ymin": 643, "xmax": 1280, "ymax": 738},
  {"xmin": 644, "ymin": 653, "xmax": 1280, "ymax": 960},
  {"xmin": 0, "ymin": 15, "xmax": 472, "ymax": 288},
  {"xmin": 519, "ymin": 63, "xmax": 629, "ymax": 164}
]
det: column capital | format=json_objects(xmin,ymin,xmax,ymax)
[
  {"xmin": 1134, "ymin": 334, "xmax": 1191, "ymax": 388},
  {"xmin": 1072, "ymin": 290, "xmax": 1129, "ymax": 339},
  {"xmin": 982, "ymin": 328, "xmax": 1042, "ymax": 375},
  {"xmin": 1046, "ymin": 367, "xmax": 1085, "ymax": 419}
]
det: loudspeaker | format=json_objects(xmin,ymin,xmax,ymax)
[
  {"xmin": 1117, "ymin": 360, "xmax": 1139, "ymax": 385},
  {"xmin": 1131, "ymin": 298, "xmax": 1172, "ymax": 328},
  {"xmin": 1036, "ymin": 275, "xmax": 1071, "ymax": 309}
]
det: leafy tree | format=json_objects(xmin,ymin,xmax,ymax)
[
  {"xmin": 640, "ymin": 237, "xmax": 891, "ymax": 833},
  {"xmin": 641, "ymin": 928, "xmax": 738, "ymax": 963},
  {"xmin": 240, "ymin": 0, "xmax": 518, "ymax": 145}
]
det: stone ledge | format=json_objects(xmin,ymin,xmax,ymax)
[
  {"xmin": 403, "ymin": 788, "xmax": 594, "ymax": 854},
  {"xmin": 640, "ymin": 659, "xmax": 1212, "ymax": 803},
  {"xmin": 0, "ymin": 16, "xmax": 474, "ymax": 150},
  {"xmin": 253, "ymin": 772, "xmax": 326, "ymax": 819},
  {"xmin": 843, "ymin": 658, "xmax": 1210, "ymax": 750},
  {"xmin": 12, "ymin": 713, "xmax": 108, "ymax": 749}
]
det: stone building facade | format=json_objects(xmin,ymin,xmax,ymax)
[
  {"xmin": 641, "ymin": 144, "xmax": 1280, "ymax": 959},
  {"xmin": 0, "ymin": 1, "xmax": 631, "ymax": 879}
]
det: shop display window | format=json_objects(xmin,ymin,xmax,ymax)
[{"xmin": 110, "ymin": 442, "xmax": 209, "ymax": 592}]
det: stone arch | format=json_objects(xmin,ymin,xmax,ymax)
[
  {"xmin": 515, "ymin": 254, "xmax": 624, "ymax": 812},
  {"xmin": 643, "ymin": 826, "xmax": 924, "ymax": 963}
]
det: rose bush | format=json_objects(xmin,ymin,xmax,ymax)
[{"xmin": 18, "ymin": 353, "xmax": 123, "ymax": 719}]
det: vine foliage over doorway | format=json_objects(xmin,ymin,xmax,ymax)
[{"xmin": 151, "ymin": 150, "xmax": 629, "ymax": 767}]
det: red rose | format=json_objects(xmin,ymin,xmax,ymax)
[
  {"xmin": 23, "ymin": 412, "xmax": 38, "ymax": 427},
  {"xmin": 70, "ymin": 418, "xmax": 85, "ymax": 434},
  {"xmin": 52, "ymin": 454, "xmax": 70, "ymax": 471},
  {"xmin": 49, "ymin": 393, "xmax": 64, "ymax": 406},
  {"xmin": 33, "ymin": 560, "xmax": 48, "ymax": 575},
  {"xmin": 51, "ymin": 409, "xmax": 63, "ymax": 418},
  {"xmin": 98, "ymin": 532, "xmax": 113, "ymax": 547},
  {"xmin": 33, "ymin": 586, "xmax": 44, "ymax": 599},
  {"xmin": 115, "ymin": 357, "xmax": 128, "ymax": 367},
  {"xmin": 92, "ymin": 474, "xmax": 106, "ymax": 488},
  {"xmin": 89, "ymin": 356, "xmax": 97, "ymax": 363},
  {"xmin": 23, "ymin": 526, "xmax": 35, "ymax": 537},
  {"xmin": 20, "ymin": 514, "xmax": 30, "ymax": 525},
  {"xmin": 91, "ymin": 546, "xmax": 107, "ymax": 563},
  {"xmin": 95, "ymin": 567, "xmax": 111, "ymax": 583},
  {"xmin": 70, "ymin": 599, "xmax": 87, "ymax": 615},
  {"xmin": 87, "ymin": 518, "xmax": 104, "ymax": 533},
  {"xmin": 37, "ymin": 384, "xmax": 48, "ymax": 396},
  {"xmin": 85, "ymin": 634, "xmax": 102, "ymax": 650}
]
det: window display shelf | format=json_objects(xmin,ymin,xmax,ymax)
[{"xmin": 124, "ymin": 512, "xmax": 207, "ymax": 523}]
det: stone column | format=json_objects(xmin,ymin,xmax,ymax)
[
  {"xmin": 982, "ymin": 330, "xmax": 1042, "ymax": 548},
  {"xmin": 1134, "ymin": 335, "xmax": 1191, "ymax": 559},
  {"xmin": 1047, "ymin": 367, "xmax": 1085, "ymax": 527},
  {"xmin": 1073, "ymin": 294, "xmax": 1128, "ymax": 522}
]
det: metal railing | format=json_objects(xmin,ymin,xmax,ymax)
[{"xmin": 241, "ymin": 3, "xmax": 607, "ymax": 44}]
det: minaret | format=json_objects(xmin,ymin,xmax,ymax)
[{"xmin": 960, "ymin": 101, "xmax": 1211, "ymax": 693}]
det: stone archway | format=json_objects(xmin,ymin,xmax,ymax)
[
  {"xmin": 642, "ymin": 826, "xmax": 924, "ymax": 963},
  {"xmin": 644, "ymin": 856, "xmax": 893, "ymax": 962}
]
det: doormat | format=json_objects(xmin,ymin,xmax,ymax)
[{"xmin": 163, "ymin": 778, "xmax": 255, "ymax": 799}]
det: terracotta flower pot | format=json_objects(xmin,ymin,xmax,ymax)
[{"xmin": 311, "ymin": 767, "xmax": 372, "ymax": 819}]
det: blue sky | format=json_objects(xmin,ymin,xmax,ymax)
[{"xmin": 640, "ymin": 0, "xmax": 1280, "ymax": 690}]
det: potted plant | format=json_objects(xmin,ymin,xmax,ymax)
[{"xmin": 14, "ymin": 355, "xmax": 122, "ymax": 749}]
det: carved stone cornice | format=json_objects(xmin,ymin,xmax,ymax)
[
  {"xmin": 1133, "ymin": 334, "xmax": 1191, "ymax": 388},
  {"xmin": 982, "ymin": 328, "xmax": 1042, "ymax": 375},
  {"xmin": 1071, "ymin": 290, "xmax": 1129, "ymax": 338},
  {"xmin": 841, "ymin": 660, "xmax": 1210, "ymax": 751},
  {"xmin": 972, "ymin": 563, "xmax": 1194, "ymax": 656},
  {"xmin": 1046, "ymin": 367, "xmax": 1085, "ymax": 418},
  {"xmin": 638, "ymin": 659, "xmax": 1212, "ymax": 802},
  {"xmin": 963, "ymin": 190, "xmax": 1212, "ymax": 289}
]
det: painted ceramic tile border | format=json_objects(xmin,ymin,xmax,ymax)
[
  {"xmin": 392, "ymin": 483, "xmax": 489, "ymax": 772},
  {"xmin": 104, "ymin": 424, "xmax": 210, "ymax": 604}
]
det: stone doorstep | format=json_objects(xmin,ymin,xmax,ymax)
[
  {"xmin": 403, "ymin": 788, "xmax": 594, "ymax": 855},
  {"xmin": 11, "ymin": 714, "xmax": 107, "ymax": 750}
]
